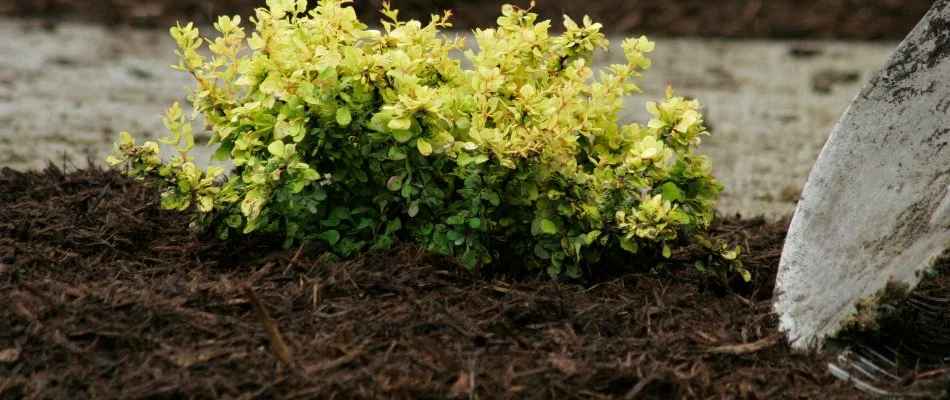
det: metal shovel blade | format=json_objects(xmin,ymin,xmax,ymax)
[{"xmin": 774, "ymin": 0, "xmax": 950, "ymax": 351}]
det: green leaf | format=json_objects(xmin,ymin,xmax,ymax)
[
  {"xmin": 534, "ymin": 242, "xmax": 551, "ymax": 259},
  {"xmin": 694, "ymin": 260, "xmax": 707, "ymax": 272},
  {"xmin": 386, "ymin": 175, "xmax": 402, "ymax": 191},
  {"xmin": 740, "ymin": 268, "xmax": 752, "ymax": 282},
  {"xmin": 662, "ymin": 243, "xmax": 671, "ymax": 258},
  {"xmin": 551, "ymin": 251, "xmax": 565, "ymax": 268},
  {"xmin": 288, "ymin": 180, "xmax": 306, "ymax": 193},
  {"xmin": 313, "ymin": 189, "xmax": 328, "ymax": 201},
  {"xmin": 259, "ymin": 73, "xmax": 284, "ymax": 95},
  {"xmin": 267, "ymin": 140, "xmax": 286, "ymax": 157},
  {"xmin": 392, "ymin": 129, "xmax": 413, "ymax": 143},
  {"xmin": 458, "ymin": 249, "xmax": 478, "ymax": 269},
  {"xmin": 618, "ymin": 237, "xmax": 638, "ymax": 254},
  {"xmin": 584, "ymin": 230, "xmax": 601, "ymax": 245},
  {"xmin": 540, "ymin": 219, "xmax": 557, "ymax": 235},
  {"xmin": 320, "ymin": 230, "xmax": 341, "ymax": 245},
  {"xmin": 320, "ymin": 216, "xmax": 340, "ymax": 227},
  {"xmin": 456, "ymin": 152, "xmax": 474, "ymax": 166},
  {"xmin": 446, "ymin": 229, "xmax": 464, "ymax": 241},
  {"xmin": 357, "ymin": 218, "xmax": 376, "ymax": 230},
  {"xmin": 694, "ymin": 234, "xmax": 713, "ymax": 249},
  {"xmin": 212, "ymin": 142, "xmax": 234, "ymax": 161},
  {"xmin": 468, "ymin": 218, "xmax": 482, "ymax": 229},
  {"xmin": 335, "ymin": 107, "xmax": 352, "ymax": 126},
  {"xmin": 387, "ymin": 146, "xmax": 407, "ymax": 160},
  {"xmin": 161, "ymin": 192, "xmax": 187, "ymax": 211},
  {"xmin": 274, "ymin": 119, "xmax": 303, "ymax": 141},
  {"xmin": 660, "ymin": 182, "xmax": 685, "ymax": 202},
  {"xmin": 225, "ymin": 214, "xmax": 243, "ymax": 228},
  {"xmin": 721, "ymin": 245, "xmax": 740, "ymax": 260}
]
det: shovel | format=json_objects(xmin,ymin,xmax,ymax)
[{"xmin": 774, "ymin": 0, "xmax": 950, "ymax": 353}]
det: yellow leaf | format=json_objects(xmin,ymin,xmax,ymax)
[
  {"xmin": 388, "ymin": 118, "xmax": 411, "ymax": 131},
  {"xmin": 416, "ymin": 138, "xmax": 433, "ymax": 156},
  {"xmin": 119, "ymin": 131, "xmax": 134, "ymax": 146},
  {"xmin": 197, "ymin": 196, "xmax": 214, "ymax": 212}
]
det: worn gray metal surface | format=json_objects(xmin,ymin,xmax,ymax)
[{"xmin": 774, "ymin": 0, "xmax": 950, "ymax": 351}]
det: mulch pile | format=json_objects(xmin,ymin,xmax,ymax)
[
  {"xmin": 0, "ymin": 165, "xmax": 881, "ymax": 398},
  {"xmin": 0, "ymin": 0, "xmax": 936, "ymax": 40}
]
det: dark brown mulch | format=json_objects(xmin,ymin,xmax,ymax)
[
  {"xmin": 0, "ymin": 0, "xmax": 936, "ymax": 40},
  {"xmin": 0, "ymin": 165, "xmax": 875, "ymax": 399}
]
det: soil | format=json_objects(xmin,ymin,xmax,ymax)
[
  {"xmin": 0, "ymin": 165, "xmax": 885, "ymax": 399},
  {"xmin": 0, "ymin": 0, "xmax": 936, "ymax": 40}
]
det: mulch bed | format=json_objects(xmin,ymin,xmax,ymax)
[
  {"xmin": 0, "ymin": 0, "xmax": 936, "ymax": 40},
  {"xmin": 0, "ymin": 165, "xmax": 880, "ymax": 399},
  {"xmin": 1, "ymin": 1, "xmax": 944, "ymax": 398}
]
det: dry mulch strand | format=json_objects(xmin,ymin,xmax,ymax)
[{"xmin": 0, "ymin": 166, "xmax": 892, "ymax": 398}]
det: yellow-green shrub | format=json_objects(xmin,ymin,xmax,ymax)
[{"xmin": 109, "ymin": 0, "xmax": 744, "ymax": 278}]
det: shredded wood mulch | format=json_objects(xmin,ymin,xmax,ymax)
[
  {"xmin": 0, "ymin": 165, "xmax": 879, "ymax": 399},
  {"xmin": 0, "ymin": 0, "xmax": 935, "ymax": 40}
]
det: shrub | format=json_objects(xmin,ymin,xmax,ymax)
[{"xmin": 109, "ymin": 0, "xmax": 744, "ymax": 278}]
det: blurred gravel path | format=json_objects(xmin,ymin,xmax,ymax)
[{"xmin": 0, "ymin": 18, "xmax": 896, "ymax": 218}]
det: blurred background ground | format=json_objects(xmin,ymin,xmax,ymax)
[
  {"xmin": 0, "ymin": 0, "xmax": 920, "ymax": 218},
  {"xmin": 0, "ymin": 2, "xmax": 936, "ymax": 219}
]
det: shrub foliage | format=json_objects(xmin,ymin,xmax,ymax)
[{"xmin": 109, "ymin": 0, "xmax": 744, "ymax": 278}]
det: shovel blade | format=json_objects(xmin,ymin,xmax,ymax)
[{"xmin": 774, "ymin": 0, "xmax": 950, "ymax": 351}]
